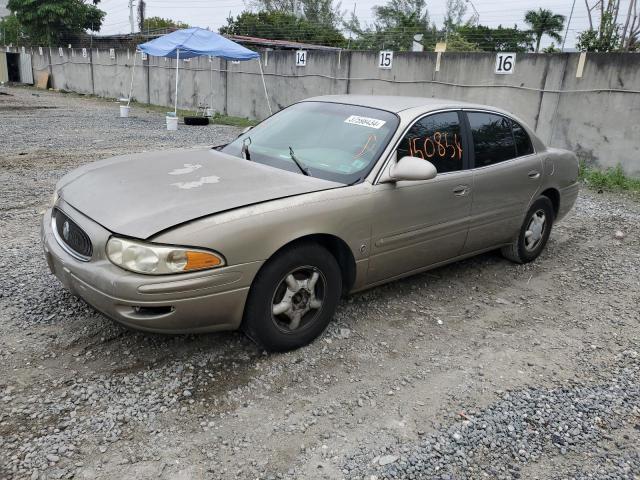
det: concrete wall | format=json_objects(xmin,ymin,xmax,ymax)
[{"xmin": 15, "ymin": 46, "xmax": 640, "ymax": 175}]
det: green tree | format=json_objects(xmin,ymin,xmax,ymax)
[
  {"xmin": 542, "ymin": 43, "xmax": 560, "ymax": 53},
  {"xmin": 220, "ymin": 10, "xmax": 346, "ymax": 47},
  {"xmin": 524, "ymin": 8, "xmax": 565, "ymax": 53},
  {"xmin": 345, "ymin": 0, "xmax": 434, "ymax": 51},
  {"xmin": 443, "ymin": 0, "xmax": 467, "ymax": 32},
  {"xmin": 248, "ymin": 0, "xmax": 343, "ymax": 28},
  {"xmin": 142, "ymin": 16, "xmax": 190, "ymax": 33},
  {"xmin": 576, "ymin": 7, "xmax": 621, "ymax": 51},
  {"xmin": 455, "ymin": 24, "xmax": 533, "ymax": 52},
  {"xmin": 301, "ymin": 0, "xmax": 343, "ymax": 27},
  {"xmin": 444, "ymin": 31, "xmax": 480, "ymax": 51},
  {"xmin": 6, "ymin": 0, "xmax": 105, "ymax": 45},
  {"xmin": 0, "ymin": 14, "xmax": 22, "ymax": 45}
]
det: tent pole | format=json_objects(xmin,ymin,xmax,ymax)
[
  {"xmin": 174, "ymin": 48, "xmax": 180, "ymax": 115},
  {"xmin": 258, "ymin": 56, "xmax": 272, "ymax": 116},
  {"xmin": 209, "ymin": 56, "xmax": 213, "ymax": 113},
  {"xmin": 127, "ymin": 49, "xmax": 137, "ymax": 107}
]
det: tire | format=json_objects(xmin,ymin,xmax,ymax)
[
  {"xmin": 242, "ymin": 242, "xmax": 342, "ymax": 352},
  {"xmin": 184, "ymin": 116, "xmax": 209, "ymax": 126},
  {"xmin": 501, "ymin": 196, "xmax": 555, "ymax": 264}
]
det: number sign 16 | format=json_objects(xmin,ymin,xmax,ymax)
[
  {"xmin": 295, "ymin": 50, "xmax": 307, "ymax": 67},
  {"xmin": 378, "ymin": 51, "xmax": 393, "ymax": 69},
  {"xmin": 495, "ymin": 53, "xmax": 516, "ymax": 74}
]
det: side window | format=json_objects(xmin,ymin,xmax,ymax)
[
  {"xmin": 511, "ymin": 120, "xmax": 534, "ymax": 156},
  {"xmin": 467, "ymin": 112, "xmax": 516, "ymax": 167},
  {"xmin": 397, "ymin": 112, "xmax": 464, "ymax": 174}
]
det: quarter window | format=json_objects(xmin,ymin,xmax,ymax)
[
  {"xmin": 468, "ymin": 112, "xmax": 516, "ymax": 167},
  {"xmin": 511, "ymin": 120, "xmax": 534, "ymax": 156},
  {"xmin": 397, "ymin": 112, "xmax": 464, "ymax": 174}
]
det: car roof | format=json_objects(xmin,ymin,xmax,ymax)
[{"xmin": 303, "ymin": 95, "xmax": 485, "ymax": 114}]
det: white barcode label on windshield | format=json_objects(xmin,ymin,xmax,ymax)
[{"xmin": 344, "ymin": 115, "xmax": 386, "ymax": 129}]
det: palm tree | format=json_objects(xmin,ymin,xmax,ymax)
[{"xmin": 524, "ymin": 8, "xmax": 566, "ymax": 53}]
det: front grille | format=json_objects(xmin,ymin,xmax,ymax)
[{"xmin": 53, "ymin": 208, "xmax": 93, "ymax": 260}]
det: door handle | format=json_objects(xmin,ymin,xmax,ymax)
[
  {"xmin": 528, "ymin": 170, "xmax": 541, "ymax": 179},
  {"xmin": 453, "ymin": 185, "xmax": 469, "ymax": 196}
]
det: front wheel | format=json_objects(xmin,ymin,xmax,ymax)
[
  {"xmin": 501, "ymin": 196, "xmax": 555, "ymax": 264},
  {"xmin": 242, "ymin": 242, "xmax": 342, "ymax": 352}
]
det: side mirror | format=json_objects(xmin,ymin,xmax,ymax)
[{"xmin": 380, "ymin": 156, "xmax": 437, "ymax": 183}]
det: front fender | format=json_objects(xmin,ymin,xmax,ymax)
[{"xmin": 151, "ymin": 183, "xmax": 373, "ymax": 287}]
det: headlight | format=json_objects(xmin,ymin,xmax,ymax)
[{"xmin": 106, "ymin": 237, "xmax": 225, "ymax": 275}]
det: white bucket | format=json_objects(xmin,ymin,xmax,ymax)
[
  {"xmin": 119, "ymin": 105, "xmax": 130, "ymax": 118},
  {"xmin": 166, "ymin": 115, "xmax": 178, "ymax": 131},
  {"xmin": 205, "ymin": 108, "xmax": 213, "ymax": 117}
]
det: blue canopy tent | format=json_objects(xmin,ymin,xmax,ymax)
[{"xmin": 136, "ymin": 27, "xmax": 271, "ymax": 116}]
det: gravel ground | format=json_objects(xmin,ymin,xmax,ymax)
[{"xmin": 0, "ymin": 86, "xmax": 639, "ymax": 480}]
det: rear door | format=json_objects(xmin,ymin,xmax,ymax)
[
  {"xmin": 367, "ymin": 111, "xmax": 473, "ymax": 284},
  {"xmin": 461, "ymin": 111, "xmax": 543, "ymax": 253}
]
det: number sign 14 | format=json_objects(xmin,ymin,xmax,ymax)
[
  {"xmin": 378, "ymin": 51, "xmax": 393, "ymax": 69},
  {"xmin": 295, "ymin": 50, "xmax": 307, "ymax": 67},
  {"xmin": 495, "ymin": 53, "xmax": 516, "ymax": 74}
]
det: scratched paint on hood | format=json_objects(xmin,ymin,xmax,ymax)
[
  {"xmin": 168, "ymin": 164, "xmax": 202, "ymax": 175},
  {"xmin": 57, "ymin": 147, "xmax": 341, "ymax": 238},
  {"xmin": 171, "ymin": 175, "xmax": 221, "ymax": 189}
]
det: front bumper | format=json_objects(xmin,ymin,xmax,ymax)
[{"xmin": 41, "ymin": 204, "xmax": 262, "ymax": 333}]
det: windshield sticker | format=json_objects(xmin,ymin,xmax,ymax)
[{"xmin": 344, "ymin": 115, "xmax": 386, "ymax": 129}]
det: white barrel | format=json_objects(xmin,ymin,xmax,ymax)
[
  {"xmin": 166, "ymin": 115, "xmax": 178, "ymax": 131},
  {"xmin": 119, "ymin": 105, "xmax": 130, "ymax": 118}
]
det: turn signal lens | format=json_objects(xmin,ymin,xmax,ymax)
[
  {"xmin": 185, "ymin": 251, "xmax": 223, "ymax": 271},
  {"xmin": 106, "ymin": 237, "xmax": 225, "ymax": 275}
]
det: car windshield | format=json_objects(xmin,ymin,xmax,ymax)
[{"xmin": 221, "ymin": 101, "xmax": 399, "ymax": 184}]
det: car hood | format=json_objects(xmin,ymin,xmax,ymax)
[{"xmin": 58, "ymin": 147, "xmax": 342, "ymax": 239}]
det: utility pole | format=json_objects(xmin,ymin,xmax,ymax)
[
  {"xmin": 137, "ymin": 0, "xmax": 146, "ymax": 33},
  {"xmin": 347, "ymin": 2, "xmax": 356, "ymax": 50},
  {"xmin": 562, "ymin": 0, "xmax": 577, "ymax": 52},
  {"xmin": 129, "ymin": 0, "xmax": 136, "ymax": 33}
]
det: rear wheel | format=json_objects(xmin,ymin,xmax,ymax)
[
  {"xmin": 242, "ymin": 242, "xmax": 342, "ymax": 352},
  {"xmin": 501, "ymin": 196, "xmax": 554, "ymax": 264}
]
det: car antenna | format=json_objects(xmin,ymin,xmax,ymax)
[
  {"xmin": 241, "ymin": 137, "xmax": 251, "ymax": 161},
  {"xmin": 288, "ymin": 146, "xmax": 310, "ymax": 176}
]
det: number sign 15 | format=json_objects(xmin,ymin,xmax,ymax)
[
  {"xmin": 295, "ymin": 50, "xmax": 307, "ymax": 67},
  {"xmin": 378, "ymin": 51, "xmax": 393, "ymax": 69},
  {"xmin": 495, "ymin": 53, "xmax": 516, "ymax": 74}
]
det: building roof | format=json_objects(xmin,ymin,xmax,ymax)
[{"xmin": 225, "ymin": 34, "xmax": 341, "ymax": 51}]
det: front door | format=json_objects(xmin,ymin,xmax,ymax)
[
  {"xmin": 367, "ymin": 111, "xmax": 473, "ymax": 284},
  {"xmin": 462, "ymin": 111, "xmax": 543, "ymax": 253}
]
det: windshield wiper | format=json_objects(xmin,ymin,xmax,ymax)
[
  {"xmin": 288, "ymin": 146, "xmax": 311, "ymax": 176},
  {"xmin": 241, "ymin": 137, "xmax": 252, "ymax": 161}
]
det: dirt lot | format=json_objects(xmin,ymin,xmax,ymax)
[{"xmin": 1, "ymin": 86, "xmax": 639, "ymax": 480}]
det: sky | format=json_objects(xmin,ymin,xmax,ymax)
[{"xmin": 96, "ymin": 0, "xmax": 627, "ymax": 51}]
